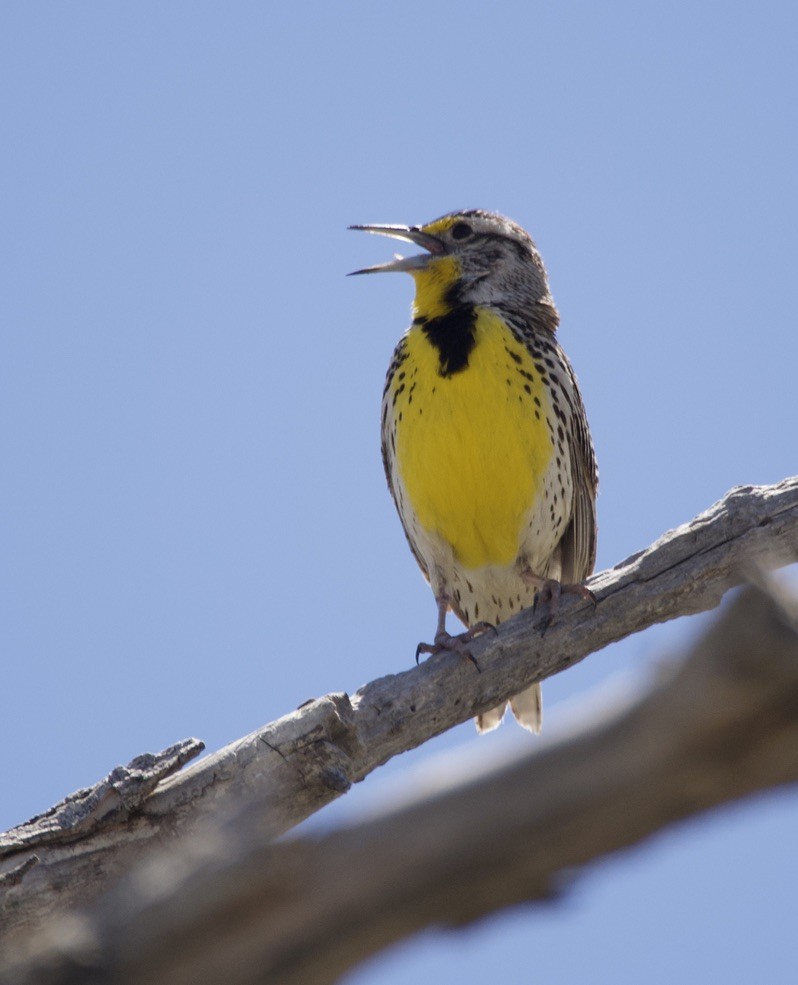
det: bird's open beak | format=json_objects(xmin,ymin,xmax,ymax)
[{"xmin": 347, "ymin": 224, "xmax": 446, "ymax": 275}]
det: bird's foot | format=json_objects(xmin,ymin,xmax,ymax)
[
  {"xmin": 533, "ymin": 580, "xmax": 596, "ymax": 634},
  {"xmin": 415, "ymin": 622, "xmax": 496, "ymax": 671}
]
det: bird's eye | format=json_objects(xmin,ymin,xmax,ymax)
[{"xmin": 451, "ymin": 222, "xmax": 473, "ymax": 241}]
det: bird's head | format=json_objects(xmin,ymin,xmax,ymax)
[{"xmin": 349, "ymin": 210, "xmax": 556, "ymax": 322}]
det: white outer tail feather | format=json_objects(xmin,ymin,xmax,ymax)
[
  {"xmin": 476, "ymin": 682, "xmax": 542, "ymax": 735},
  {"xmin": 509, "ymin": 682, "xmax": 543, "ymax": 734},
  {"xmin": 476, "ymin": 702, "xmax": 507, "ymax": 734}
]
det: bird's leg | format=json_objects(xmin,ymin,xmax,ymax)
[
  {"xmin": 415, "ymin": 595, "xmax": 494, "ymax": 669},
  {"xmin": 520, "ymin": 566, "xmax": 596, "ymax": 634},
  {"xmin": 433, "ymin": 594, "xmax": 448, "ymax": 642}
]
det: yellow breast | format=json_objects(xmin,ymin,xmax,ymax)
[{"xmin": 390, "ymin": 307, "xmax": 554, "ymax": 570}]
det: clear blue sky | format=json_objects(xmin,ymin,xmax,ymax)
[{"xmin": 3, "ymin": 3, "xmax": 797, "ymax": 981}]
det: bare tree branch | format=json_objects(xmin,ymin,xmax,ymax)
[
  {"xmin": 0, "ymin": 741, "xmax": 204, "ymax": 862},
  {"xmin": 1, "ymin": 477, "xmax": 797, "ymax": 943},
  {"xmin": 3, "ymin": 581, "xmax": 798, "ymax": 985}
]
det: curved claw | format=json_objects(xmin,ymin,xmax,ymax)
[
  {"xmin": 415, "ymin": 641, "xmax": 435, "ymax": 664},
  {"xmin": 414, "ymin": 629, "xmax": 485, "ymax": 673},
  {"xmin": 465, "ymin": 651, "xmax": 482, "ymax": 673},
  {"xmin": 534, "ymin": 580, "xmax": 597, "ymax": 634}
]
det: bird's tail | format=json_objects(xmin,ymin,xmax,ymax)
[
  {"xmin": 475, "ymin": 702, "xmax": 506, "ymax": 734},
  {"xmin": 475, "ymin": 683, "xmax": 542, "ymax": 734},
  {"xmin": 509, "ymin": 682, "xmax": 543, "ymax": 733}
]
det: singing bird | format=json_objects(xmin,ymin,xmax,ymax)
[{"xmin": 350, "ymin": 210, "xmax": 598, "ymax": 732}]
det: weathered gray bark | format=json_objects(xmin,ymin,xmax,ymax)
[
  {"xmin": 1, "ymin": 478, "xmax": 797, "ymax": 951},
  {"xmin": 3, "ymin": 581, "xmax": 798, "ymax": 985}
]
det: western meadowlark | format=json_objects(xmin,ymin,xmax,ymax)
[{"xmin": 350, "ymin": 210, "xmax": 598, "ymax": 733}]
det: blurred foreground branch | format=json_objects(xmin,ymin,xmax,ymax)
[
  {"xmin": 1, "ymin": 477, "xmax": 798, "ymax": 950},
  {"xmin": 4, "ymin": 581, "xmax": 798, "ymax": 984}
]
